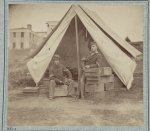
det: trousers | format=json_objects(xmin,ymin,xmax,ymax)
[{"xmin": 80, "ymin": 72, "xmax": 85, "ymax": 99}]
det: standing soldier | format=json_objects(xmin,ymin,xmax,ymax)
[
  {"xmin": 48, "ymin": 54, "xmax": 73, "ymax": 100},
  {"xmin": 80, "ymin": 41, "xmax": 103, "ymax": 98}
]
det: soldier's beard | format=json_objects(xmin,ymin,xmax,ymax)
[{"xmin": 54, "ymin": 61, "xmax": 59, "ymax": 65}]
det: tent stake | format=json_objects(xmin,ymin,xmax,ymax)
[{"xmin": 75, "ymin": 16, "xmax": 83, "ymax": 99}]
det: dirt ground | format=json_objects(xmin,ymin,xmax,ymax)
[
  {"xmin": 7, "ymin": 85, "xmax": 143, "ymax": 126},
  {"xmin": 7, "ymin": 49, "xmax": 144, "ymax": 126}
]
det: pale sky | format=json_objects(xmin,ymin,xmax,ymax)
[{"xmin": 9, "ymin": 3, "xmax": 144, "ymax": 41}]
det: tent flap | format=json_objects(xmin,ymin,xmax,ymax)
[
  {"xmin": 27, "ymin": 7, "xmax": 76, "ymax": 83},
  {"xmin": 75, "ymin": 6, "xmax": 137, "ymax": 89},
  {"xmin": 27, "ymin": 5, "xmax": 141, "ymax": 89}
]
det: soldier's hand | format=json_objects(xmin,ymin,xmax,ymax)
[
  {"xmin": 85, "ymin": 65, "xmax": 90, "ymax": 68},
  {"xmin": 81, "ymin": 57, "xmax": 86, "ymax": 61}
]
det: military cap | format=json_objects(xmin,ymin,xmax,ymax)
[{"xmin": 90, "ymin": 41, "xmax": 97, "ymax": 46}]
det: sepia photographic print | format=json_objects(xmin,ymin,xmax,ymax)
[{"xmin": 2, "ymin": 1, "xmax": 149, "ymax": 131}]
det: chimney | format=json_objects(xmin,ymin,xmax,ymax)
[{"xmin": 27, "ymin": 24, "xmax": 32, "ymax": 30}]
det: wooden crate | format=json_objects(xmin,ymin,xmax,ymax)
[
  {"xmin": 100, "ymin": 67, "xmax": 112, "ymax": 76},
  {"xmin": 85, "ymin": 84, "xmax": 96, "ymax": 92},
  {"xmin": 54, "ymin": 85, "xmax": 68, "ymax": 96},
  {"xmin": 97, "ymin": 83, "xmax": 105, "ymax": 92},
  {"xmin": 38, "ymin": 85, "xmax": 48, "ymax": 96},
  {"xmin": 84, "ymin": 67, "xmax": 112, "ymax": 77},
  {"xmin": 104, "ymin": 82, "xmax": 114, "ymax": 91},
  {"xmin": 86, "ymin": 80, "xmax": 99, "ymax": 85},
  {"xmin": 101, "ymin": 74, "xmax": 114, "ymax": 83},
  {"xmin": 38, "ymin": 85, "xmax": 68, "ymax": 97}
]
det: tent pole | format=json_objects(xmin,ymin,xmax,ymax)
[{"xmin": 75, "ymin": 15, "xmax": 82, "ymax": 99}]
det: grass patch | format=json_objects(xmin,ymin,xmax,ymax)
[{"xmin": 8, "ymin": 49, "xmax": 35, "ymax": 89}]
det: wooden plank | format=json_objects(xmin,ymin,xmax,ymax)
[
  {"xmin": 23, "ymin": 87, "xmax": 39, "ymax": 93},
  {"xmin": 86, "ymin": 81, "xmax": 99, "ymax": 85},
  {"xmin": 85, "ymin": 73, "xmax": 99, "ymax": 77},
  {"xmin": 75, "ymin": 16, "xmax": 82, "ymax": 98},
  {"xmin": 97, "ymin": 82, "xmax": 105, "ymax": 92},
  {"xmin": 101, "ymin": 74, "xmax": 114, "ymax": 83},
  {"xmin": 86, "ymin": 77, "xmax": 99, "ymax": 81},
  {"xmin": 84, "ymin": 67, "xmax": 112, "ymax": 75},
  {"xmin": 39, "ymin": 85, "xmax": 47, "ymax": 89},
  {"xmin": 100, "ymin": 67, "xmax": 112, "ymax": 76},
  {"xmin": 84, "ymin": 68, "xmax": 100, "ymax": 73}
]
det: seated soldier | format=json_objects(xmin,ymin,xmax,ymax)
[
  {"xmin": 80, "ymin": 41, "xmax": 102, "ymax": 98},
  {"xmin": 48, "ymin": 54, "xmax": 74, "ymax": 100}
]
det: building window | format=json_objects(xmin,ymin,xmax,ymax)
[
  {"xmin": 21, "ymin": 32, "xmax": 24, "ymax": 37},
  {"xmin": 13, "ymin": 32, "xmax": 16, "ymax": 37},
  {"xmin": 13, "ymin": 42, "xmax": 16, "ymax": 49},
  {"xmin": 21, "ymin": 42, "xmax": 24, "ymax": 49}
]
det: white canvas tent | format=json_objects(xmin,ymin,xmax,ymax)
[{"xmin": 27, "ymin": 5, "xmax": 142, "ymax": 89}]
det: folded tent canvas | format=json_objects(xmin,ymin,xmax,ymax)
[{"xmin": 27, "ymin": 5, "xmax": 142, "ymax": 89}]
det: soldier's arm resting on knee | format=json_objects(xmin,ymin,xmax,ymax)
[{"xmin": 62, "ymin": 65, "xmax": 72, "ymax": 80}]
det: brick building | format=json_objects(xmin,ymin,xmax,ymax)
[{"xmin": 9, "ymin": 24, "xmax": 46, "ymax": 50}]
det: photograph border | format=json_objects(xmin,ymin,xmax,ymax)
[{"xmin": 0, "ymin": 0, "xmax": 149, "ymax": 131}]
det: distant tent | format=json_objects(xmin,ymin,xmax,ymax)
[{"xmin": 27, "ymin": 5, "xmax": 142, "ymax": 89}]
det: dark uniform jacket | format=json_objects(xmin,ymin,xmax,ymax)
[
  {"xmin": 84, "ymin": 51, "xmax": 102, "ymax": 68},
  {"xmin": 49, "ymin": 63, "xmax": 72, "ymax": 83}
]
